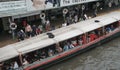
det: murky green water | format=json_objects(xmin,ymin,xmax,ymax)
[{"xmin": 47, "ymin": 37, "xmax": 120, "ymax": 70}]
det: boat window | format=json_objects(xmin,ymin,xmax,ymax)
[
  {"xmin": 87, "ymin": 30, "xmax": 98, "ymax": 43},
  {"xmin": 1, "ymin": 56, "xmax": 21, "ymax": 70},
  {"xmin": 21, "ymin": 44, "xmax": 56, "ymax": 65},
  {"xmin": 104, "ymin": 22, "xmax": 119, "ymax": 34}
]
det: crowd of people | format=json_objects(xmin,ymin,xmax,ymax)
[
  {"xmin": 16, "ymin": 5, "xmax": 93, "ymax": 42},
  {"xmin": 20, "ymin": 23, "xmax": 118, "ymax": 68},
  {"xmin": 2, "ymin": 3, "xmax": 119, "ymax": 70},
  {"xmin": 16, "ymin": 19, "xmax": 53, "ymax": 41},
  {"xmin": 1, "ymin": 19, "xmax": 119, "ymax": 70}
]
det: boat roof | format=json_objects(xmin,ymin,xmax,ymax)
[
  {"xmin": 95, "ymin": 12, "xmax": 120, "ymax": 26},
  {"xmin": 0, "ymin": 45, "xmax": 19, "ymax": 62},
  {"xmin": 12, "ymin": 33, "xmax": 55, "ymax": 54},
  {"xmin": 0, "ymin": 11, "xmax": 120, "ymax": 62},
  {"xmin": 51, "ymin": 26, "xmax": 83, "ymax": 42},
  {"xmin": 72, "ymin": 18, "xmax": 102, "ymax": 32}
]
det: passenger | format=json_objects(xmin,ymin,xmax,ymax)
[
  {"xmin": 87, "ymin": 36, "xmax": 90, "ymax": 43},
  {"xmin": 40, "ymin": 50, "xmax": 47, "ymax": 59},
  {"xmin": 34, "ymin": 53, "xmax": 40, "ymax": 61},
  {"xmin": 55, "ymin": 43, "xmax": 63, "ymax": 53},
  {"xmin": 82, "ymin": 34, "xmax": 86, "ymax": 44},
  {"xmin": 13, "ymin": 61, "xmax": 19, "ymax": 70},
  {"xmin": 71, "ymin": 38, "xmax": 77, "ymax": 47},
  {"xmin": 78, "ymin": 36, "xmax": 83, "ymax": 46},
  {"xmin": 97, "ymin": 28, "xmax": 102, "ymax": 37},
  {"xmin": 35, "ymin": 50, "xmax": 41, "ymax": 61},
  {"xmin": 89, "ymin": 32, "xmax": 97, "ymax": 42},
  {"xmin": 110, "ymin": 25, "xmax": 115, "ymax": 31},
  {"xmin": 67, "ymin": 42, "xmax": 74, "ymax": 49},
  {"xmin": 48, "ymin": 49, "xmax": 54, "ymax": 57},
  {"xmin": 23, "ymin": 58, "xmax": 29, "ymax": 66},
  {"xmin": 8, "ymin": 63, "xmax": 13, "ymax": 70},
  {"xmin": 63, "ymin": 43, "xmax": 69, "ymax": 51},
  {"xmin": 105, "ymin": 26, "xmax": 112, "ymax": 34}
]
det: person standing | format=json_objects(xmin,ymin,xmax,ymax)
[
  {"xmin": 17, "ymin": 30, "xmax": 26, "ymax": 41},
  {"xmin": 32, "ymin": 25, "xmax": 37, "ymax": 36},
  {"xmin": 38, "ymin": 24, "xmax": 43, "ymax": 33},
  {"xmin": 74, "ymin": 14, "xmax": 78, "ymax": 23},
  {"xmin": 25, "ymin": 24, "xmax": 33, "ymax": 38},
  {"xmin": 45, "ymin": 19, "xmax": 51, "ymax": 31}
]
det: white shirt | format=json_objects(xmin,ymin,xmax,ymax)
[
  {"xmin": 62, "ymin": 23, "xmax": 67, "ymax": 27},
  {"xmin": 13, "ymin": 62, "xmax": 19, "ymax": 69}
]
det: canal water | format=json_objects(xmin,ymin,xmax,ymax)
[{"xmin": 47, "ymin": 37, "xmax": 120, "ymax": 70}]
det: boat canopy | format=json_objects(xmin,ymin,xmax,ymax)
[
  {"xmin": 0, "ymin": 11, "xmax": 120, "ymax": 62},
  {"xmin": 0, "ymin": 45, "xmax": 19, "ymax": 62},
  {"xmin": 95, "ymin": 16, "xmax": 117, "ymax": 26},
  {"xmin": 94, "ymin": 12, "xmax": 120, "ymax": 26},
  {"xmin": 109, "ymin": 12, "xmax": 120, "ymax": 20},
  {"xmin": 72, "ymin": 19, "xmax": 102, "ymax": 33},
  {"xmin": 53, "ymin": 29, "xmax": 83, "ymax": 42},
  {"xmin": 17, "ymin": 39, "xmax": 55, "ymax": 54},
  {"xmin": 12, "ymin": 34, "xmax": 55, "ymax": 54},
  {"xmin": 12, "ymin": 33, "xmax": 48, "ymax": 50}
]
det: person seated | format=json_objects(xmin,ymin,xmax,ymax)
[
  {"xmin": 87, "ymin": 36, "xmax": 90, "ymax": 43},
  {"xmin": 67, "ymin": 42, "xmax": 75, "ymax": 49},
  {"xmin": 55, "ymin": 43, "xmax": 63, "ymax": 53},
  {"xmin": 78, "ymin": 37, "xmax": 83, "ymax": 46},
  {"xmin": 23, "ymin": 58, "xmax": 29, "ymax": 66},
  {"xmin": 110, "ymin": 25, "xmax": 115, "ymax": 31},
  {"xmin": 48, "ymin": 49, "xmax": 54, "ymax": 57},
  {"xmin": 13, "ymin": 61, "xmax": 19, "ymax": 70},
  {"xmin": 71, "ymin": 38, "xmax": 78, "ymax": 47},
  {"xmin": 89, "ymin": 32, "xmax": 98, "ymax": 42},
  {"xmin": 105, "ymin": 26, "xmax": 112, "ymax": 34},
  {"xmin": 82, "ymin": 34, "xmax": 87, "ymax": 44},
  {"xmin": 40, "ymin": 50, "xmax": 47, "ymax": 59},
  {"xmin": 63, "ymin": 42, "xmax": 69, "ymax": 51},
  {"xmin": 34, "ymin": 53, "xmax": 40, "ymax": 61}
]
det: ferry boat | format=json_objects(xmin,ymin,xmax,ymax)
[{"xmin": 0, "ymin": 11, "xmax": 120, "ymax": 70}]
